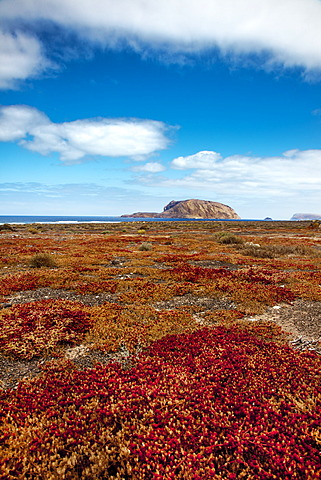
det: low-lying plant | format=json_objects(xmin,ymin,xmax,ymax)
[
  {"xmin": 0, "ymin": 299, "xmax": 91, "ymax": 359},
  {"xmin": 138, "ymin": 242, "xmax": 153, "ymax": 251},
  {"xmin": 0, "ymin": 327, "xmax": 320, "ymax": 479},
  {"xmin": 88, "ymin": 303, "xmax": 198, "ymax": 353},
  {"xmin": 29, "ymin": 252, "xmax": 58, "ymax": 268},
  {"xmin": 215, "ymin": 232, "xmax": 244, "ymax": 245},
  {"xmin": 239, "ymin": 243, "xmax": 316, "ymax": 259},
  {"xmin": 1, "ymin": 221, "xmax": 321, "ymax": 478}
]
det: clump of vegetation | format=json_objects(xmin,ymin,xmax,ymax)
[
  {"xmin": 137, "ymin": 228, "xmax": 146, "ymax": 234},
  {"xmin": 309, "ymin": 220, "xmax": 321, "ymax": 229},
  {"xmin": 27, "ymin": 226, "xmax": 39, "ymax": 234},
  {"xmin": 29, "ymin": 253, "xmax": 57, "ymax": 268},
  {"xmin": 88, "ymin": 303, "xmax": 198, "ymax": 353},
  {"xmin": 0, "ymin": 299, "xmax": 91, "ymax": 359},
  {"xmin": 240, "ymin": 244, "xmax": 274, "ymax": 258},
  {"xmin": 240, "ymin": 243, "xmax": 315, "ymax": 259},
  {"xmin": 0, "ymin": 224, "xmax": 14, "ymax": 232},
  {"xmin": 215, "ymin": 232, "xmax": 244, "ymax": 245},
  {"xmin": 1, "ymin": 326, "xmax": 320, "ymax": 478},
  {"xmin": 138, "ymin": 242, "xmax": 153, "ymax": 251}
]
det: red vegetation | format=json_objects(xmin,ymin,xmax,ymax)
[
  {"xmin": 0, "ymin": 300, "xmax": 91, "ymax": 359},
  {"xmin": 0, "ymin": 327, "xmax": 320, "ymax": 479},
  {"xmin": 169, "ymin": 265, "xmax": 295, "ymax": 310},
  {"xmin": 74, "ymin": 280, "xmax": 118, "ymax": 294},
  {"xmin": 0, "ymin": 222, "xmax": 321, "ymax": 478},
  {"xmin": 0, "ymin": 273, "xmax": 46, "ymax": 296}
]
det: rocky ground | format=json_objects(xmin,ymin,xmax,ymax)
[{"xmin": 247, "ymin": 299, "xmax": 321, "ymax": 342}]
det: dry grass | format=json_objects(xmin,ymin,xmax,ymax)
[
  {"xmin": 239, "ymin": 243, "xmax": 320, "ymax": 259},
  {"xmin": 214, "ymin": 231, "xmax": 244, "ymax": 244},
  {"xmin": 29, "ymin": 253, "xmax": 58, "ymax": 268},
  {"xmin": 138, "ymin": 242, "xmax": 153, "ymax": 251}
]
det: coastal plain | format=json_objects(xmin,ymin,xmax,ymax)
[{"xmin": 0, "ymin": 220, "xmax": 320, "ymax": 478}]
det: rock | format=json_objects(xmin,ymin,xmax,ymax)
[
  {"xmin": 291, "ymin": 213, "xmax": 321, "ymax": 221},
  {"xmin": 121, "ymin": 212, "xmax": 159, "ymax": 218},
  {"xmin": 122, "ymin": 199, "xmax": 240, "ymax": 219}
]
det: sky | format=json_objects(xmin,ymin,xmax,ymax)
[{"xmin": 1, "ymin": 0, "xmax": 321, "ymax": 220}]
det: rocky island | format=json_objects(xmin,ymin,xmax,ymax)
[
  {"xmin": 291, "ymin": 213, "xmax": 321, "ymax": 220},
  {"xmin": 122, "ymin": 199, "xmax": 240, "ymax": 219}
]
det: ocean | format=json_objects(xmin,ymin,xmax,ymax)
[{"xmin": 0, "ymin": 215, "xmax": 248, "ymax": 224}]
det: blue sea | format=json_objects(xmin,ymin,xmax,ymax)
[{"xmin": 0, "ymin": 215, "xmax": 254, "ymax": 224}]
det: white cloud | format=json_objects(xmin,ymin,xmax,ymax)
[
  {"xmin": 1, "ymin": 0, "xmax": 321, "ymax": 83},
  {"xmin": 0, "ymin": 31, "xmax": 48, "ymax": 89},
  {"xmin": 172, "ymin": 151, "xmax": 222, "ymax": 169},
  {"xmin": 0, "ymin": 105, "xmax": 49, "ymax": 141},
  {"xmin": 134, "ymin": 148, "xmax": 321, "ymax": 218},
  {"xmin": 0, "ymin": 105, "xmax": 171, "ymax": 162},
  {"xmin": 144, "ymin": 149, "xmax": 321, "ymax": 198},
  {"xmin": 131, "ymin": 162, "xmax": 165, "ymax": 173}
]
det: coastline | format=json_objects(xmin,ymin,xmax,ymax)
[{"xmin": 0, "ymin": 215, "xmax": 287, "ymax": 224}]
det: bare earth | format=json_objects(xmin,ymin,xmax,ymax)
[{"xmin": 246, "ymin": 299, "xmax": 321, "ymax": 342}]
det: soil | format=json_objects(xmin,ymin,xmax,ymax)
[
  {"xmin": 7, "ymin": 287, "xmax": 117, "ymax": 307},
  {"xmin": 246, "ymin": 299, "xmax": 321, "ymax": 341},
  {"xmin": 153, "ymin": 294, "xmax": 236, "ymax": 312}
]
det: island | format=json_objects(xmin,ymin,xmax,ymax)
[
  {"xmin": 122, "ymin": 199, "xmax": 240, "ymax": 220},
  {"xmin": 291, "ymin": 213, "xmax": 321, "ymax": 221}
]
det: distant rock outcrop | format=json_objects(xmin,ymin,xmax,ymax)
[
  {"xmin": 291, "ymin": 213, "xmax": 321, "ymax": 221},
  {"xmin": 122, "ymin": 199, "xmax": 240, "ymax": 219}
]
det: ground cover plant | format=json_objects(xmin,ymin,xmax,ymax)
[
  {"xmin": 0, "ymin": 299, "xmax": 91, "ymax": 359},
  {"xmin": 0, "ymin": 220, "xmax": 320, "ymax": 478}
]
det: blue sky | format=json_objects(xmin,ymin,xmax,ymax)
[{"xmin": 1, "ymin": 0, "xmax": 321, "ymax": 219}]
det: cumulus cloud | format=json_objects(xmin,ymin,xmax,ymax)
[
  {"xmin": 148, "ymin": 149, "xmax": 321, "ymax": 198},
  {"xmin": 1, "ymin": 0, "xmax": 321, "ymax": 84},
  {"xmin": 0, "ymin": 105, "xmax": 49, "ymax": 141},
  {"xmin": 172, "ymin": 151, "xmax": 222, "ymax": 169},
  {"xmin": 0, "ymin": 31, "xmax": 49, "ymax": 89},
  {"xmin": 0, "ymin": 105, "xmax": 171, "ymax": 163},
  {"xmin": 131, "ymin": 162, "xmax": 165, "ymax": 173}
]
